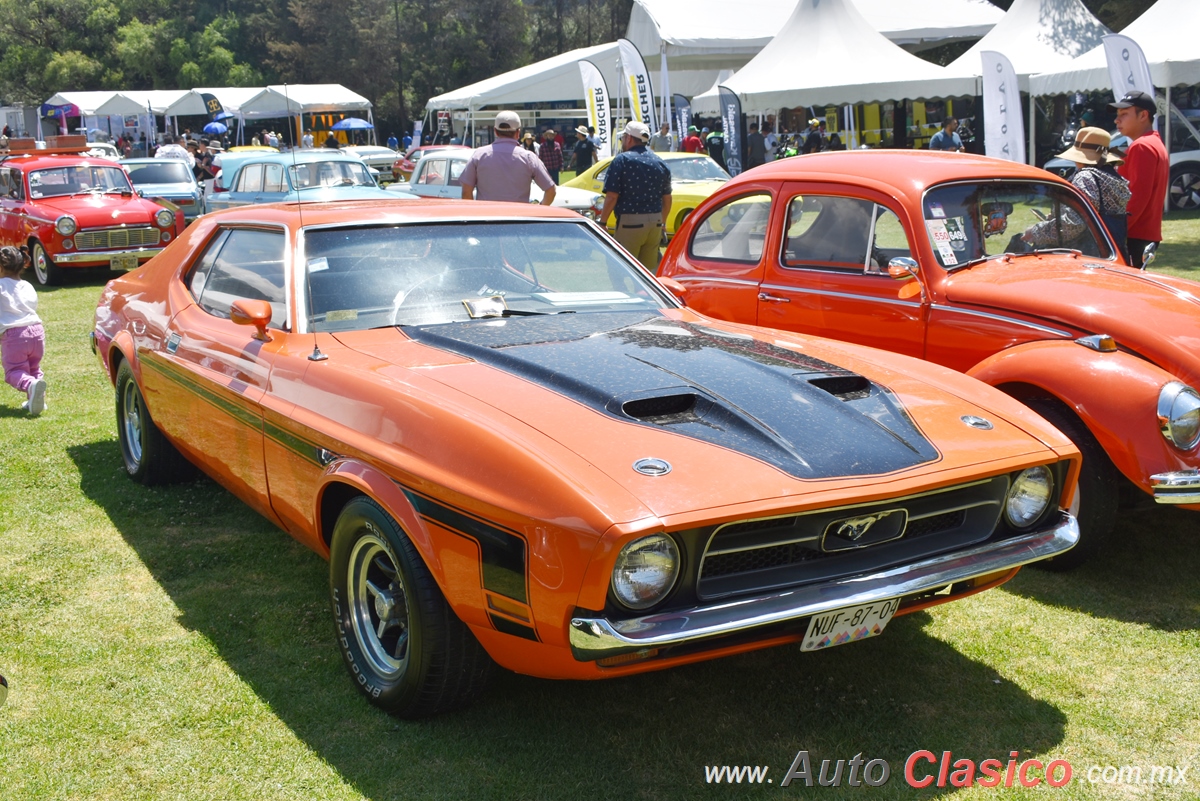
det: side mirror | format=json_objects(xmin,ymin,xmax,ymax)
[
  {"xmin": 1141, "ymin": 241, "xmax": 1158, "ymax": 269},
  {"xmin": 230, "ymin": 299, "xmax": 273, "ymax": 341},
  {"xmin": 887, "ymin": 257, "xmax": 919, "ymax": 280},
  {"xmin": 658, "ymin": 276, "xmax": 689, "ymax": 302}
]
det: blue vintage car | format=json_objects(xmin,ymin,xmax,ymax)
[
  {"xmin": 207, "ymin": 150, "xmax": 410, "ymax": 211},
  {"xmin": 122, "ymin": 158, "xmax": 206, "ymax": 222}
]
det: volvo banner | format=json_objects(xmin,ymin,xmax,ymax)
[
  {"xmin": 718, "ymin": 86, "xmax": 743, "ymax": 176},
  {"xmin": 579, "ymin": 60, "xmax": 613, "ymax": 160},
  {"xmin": 618, "ymin": 38, "xmax": 656, "ymax": 130},
  {"xmin": 981, "ymin": 51, "xmax": 1025, "ymax": 163},
  {"xmin": 1103, "ymin": 34, "xmax": 1155, "ymax": 105}
]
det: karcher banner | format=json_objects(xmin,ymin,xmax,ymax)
[
  {"xmin": 618, "ymin": 38, "xmax": 656, "ymax": 131},
  {"xmin": 579, "ymin": 60, "xmax": 613, "ymax": 160}
]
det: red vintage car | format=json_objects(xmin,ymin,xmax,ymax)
[
  {"xmin": 0, "ymin": 141, "xmax": 183, "ymax": 286},
  {"xmin": 93, "ymin": 199, "xmax": 1080, "ymax": 717},
  {"xmin": 660, "ymin": 150, "xmax": 1200, "ymax": 568}
]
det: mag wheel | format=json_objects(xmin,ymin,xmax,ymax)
[
  {"xmin": 115, "ymin": 360, "xmax": 194, "ymax": 484},
  {"xmin": 1169, "ymin": 165, "xmax": 1200, "ymax": 211}
]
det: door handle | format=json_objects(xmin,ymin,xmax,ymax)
[{"xmin": 758, "ymin": 292, "xmax": 790, "ymax": 302}]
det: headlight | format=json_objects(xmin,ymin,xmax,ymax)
[
  {"xmin": 1158, "ymin": 382, "xmax": 1200, "ymax": 450},
  {"xmin": 55, "ymin": 216, "xmax": 77, "ymax": 236},
  {"xmin": 155, "ymin": 209, "xmax": 175, "ymax": 228},
  {"xmin": 611, "ymin": 534, "xmax": 680, "ymax": 610},
  {"xmin": 1004, "ymin": 466, "xmax": 1054, "ymax": 529}
]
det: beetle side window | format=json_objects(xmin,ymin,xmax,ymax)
[
  {"xmin": 187, "ymin": 228, "xmax": 287, "ymax": 329},
  {"xmin": 687, "ymin": 193, "xmax": 772, "ymax": 264},
  {"xmin": 867, "ymin": 207, "xmax": 913, "ymax": 273},
  {"xmin": 782, "ymin": 195, "xmax": 874, "ymax": 270},
  {"xmin": 236, "ymin": 164, "xmax": 264, "ymax": 193}
]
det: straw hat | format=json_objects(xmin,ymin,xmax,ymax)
[{"xmin": 1057, "ymin": 127, "xmax": 1122, "ymax": 165}]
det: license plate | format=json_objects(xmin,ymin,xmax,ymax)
[
  {"xmin": 110, "ymin": 253, "xmax": 139, "ymax": 271},
  {"xmin": 801, "ymin": 598, "xmax": 899, "ymax": 651}
]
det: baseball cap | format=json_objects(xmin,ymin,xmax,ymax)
[
  {"xmin": 623, "ymin": 120, "xmax": 650, "ymax": 141},
  {"xmin": 688, "ymin": 125, "xmax": 699, "ymax": 133},
  {"xmin": 494, "ymin": 110, "xmax": 521, "ymax": 131},
  {"xmin": 1109, "ymin": 90, "xmax": 1157, "ymax": 114}
]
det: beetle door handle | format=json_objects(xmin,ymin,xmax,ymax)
[{"xmin": 758, "ymin": 292, "xmax": 790, "ymax": 302}]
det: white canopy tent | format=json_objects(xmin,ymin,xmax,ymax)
[
  {"xmin": 948, "ymin": 0, "xmax": 1111, "ymax": 85},
  {"xmin": 1029, "ymin": 0, "xmax": 1200, "ymax": 94},
  {"xmin": 43, "ymin": 91, "xmax": 146, "ymax": 116},
  {"xmin": 691, "ymin": 0, "xmax": 979, "ymax": 116}
]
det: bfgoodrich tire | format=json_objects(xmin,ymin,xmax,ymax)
[
  {"xmin": 1025, "ymin": 397, "xmax": 1119, "ymax": 571},
  {"xmin": 329, "ymin": 497, "xmax": 494, "ymax": 718},
  {"xmin": 115, "ymin": 360, "xmax": 195, "ymax": 485}
]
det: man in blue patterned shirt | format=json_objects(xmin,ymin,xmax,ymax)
[{"xmin": 599, "ymin": 121, "xmax": 673, "ymax": 271}]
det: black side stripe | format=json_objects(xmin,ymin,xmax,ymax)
[
  {"xmin": 401, "ymin": 487, "xmax": 528, "ymax": 605},
  {"xmin": 141, "ymin": 351, "xmax": 262, "ymax": 431}
]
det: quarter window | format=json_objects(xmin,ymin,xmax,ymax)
[
  {"xmin": 187, "ymin": 228, "xmax": 287, "ymax": 328},
  {"xmin": 417, "ymin": 159, "xmax": 446, "ymax": 186},
  {"xmin": 263, "ymin": 163, "xmax": 285, "ymax": 193},
  {"xmin": 236, "ymin": 164, "xmax": 264, "ymax": 193},
  {"xmin": 687, "ymin": 193, "xmax": 772, "ymax": 264}
]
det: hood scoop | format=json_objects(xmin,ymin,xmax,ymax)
[
  {"xmin": 618, "ymin": 392, "xmax": 705, "ymax": 424},
  {"xmin": 807, "ymin": 374, "xmax": 872, "ymax": 401}
]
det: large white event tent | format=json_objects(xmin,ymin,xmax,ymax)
[
  {"xmin": 1030, "ymin": 0, "xmax": 1200, "ymax": 95},
  {"xmin": 948, "ymin": 0, "xmax": 1110, "ymax": 84},
  {"xmin": 626, "ymin": 0, "xmax": 1003, "ymax": 96},
  {"xmin": 691, "ymin": 0, "xmax": 979, "ymax": 116}
]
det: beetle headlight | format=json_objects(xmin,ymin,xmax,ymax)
[
  {"xmin": 155, "ymin": 209, "xmax": 175, "ymax": 228},
  {"xmin": 611, "ymin": 534, "xmax": 680, "ymax": 610},
  {"xmin": 55, "ymin": 215, "xmax": 77, "ymax": 236},
  {"xmin": 1004, "ymin": 466, "xmax": 1054, "ymax": 529},
  {"xmin": 1158, "ymin": 382, "xmax": 1200, "ymax": 451}
]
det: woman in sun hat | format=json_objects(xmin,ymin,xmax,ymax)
[{"xmin": 1023, "ymin": 127, "xmax": 1130, "ymax": 260}]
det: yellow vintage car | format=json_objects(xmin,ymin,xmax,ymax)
[{"xmin": 563, "ymin": 151, "xmax": 729, "ymax": 238}]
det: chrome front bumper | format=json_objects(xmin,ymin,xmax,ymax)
[
  {"xmin": 1150, "ymin": 470, "xmax": 1200, "ymax": 504},
  {"xmin": 55, "ymin": 247, "xmax": 164, "ymax": 265},
  {"xmin": 569, "ymin": 514, "xmax": 1078, "ymax": 661}
]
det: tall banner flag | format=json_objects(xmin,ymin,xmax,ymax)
[
  {"xmin": 200, "ymin": 93, "xmax": 225, "ymax": 120},
  {"xmin": 718, "ymin": 86, "xmax": 743, "ymax": 176},
  {"xmin": 673, "ymin": 95, "xmax": 692, "ymax": 147},
  {"xmin": 1103, "ymin": 34, "xmax": 1155, "ymax": 103},
  {"xmin": 981, "ymin": 51, "xmax": 1025, "ymax": 163},
  {"xmin": 579, "ymin": 60, "xmax": 613, "ymax": 160},
  {"xmin": 618, "ymin": 38, "xmax": 656, "ymax": 130},
  {"xmin": 659, "ymin": 48, "xmax": 672, "ymax": 139}
]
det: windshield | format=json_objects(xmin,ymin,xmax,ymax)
[
  {"xmin": 28, "ymin": 166, "xmax": 132, "ymax": 198},
  {"xmin": 922, "ymin": 180, "xmax": 1114, "ymax": 267},
  {"xmin": 668, "ymin": 157, "xmax": 730, "ymax": 182},
  {"xmin": 304, "ymin": 221, "xmax": 671, "ymax": 331},
  {"xmin": 288, "ymin": 161, "xmax": 375, "ymax": 190},
  {"xmin": 124, "ymin": 161, "xmax": 194, "ymax": 185}
]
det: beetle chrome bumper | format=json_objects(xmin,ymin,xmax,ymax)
[
  {"xmin": 1149, "ymin": 470, "xmax": 1200, "ymax": 504},
  {"xmin": 569, "ymin": 514, "xmax": 1078, "ymax": 661},
  {"xmin": 54, "ymin": 247, "xmax": 164, "ymax": 265}
]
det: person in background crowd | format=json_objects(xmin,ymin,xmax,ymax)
[
  {"xmin": 387, "ymin": 132, "xmax": 399, "ymax": 150},
  {"xmin": 301, "ymin": 129, "xmax": 314, "ymax": 148},
  {"xmin": 571, "ymin": 126, "xmax": 597, "ymax": 173},
  {"xmin": 0, "ymin": 246, "xmax": 46, "ymax": 416},
  {"xmin": 649, "ymin": 122, "xmax": 674, "ymax": 153},
  {"xmin": 155, "ymin": 135, "xmax": 194, "ymax": 167},
  {"xmin": 521, "ymin": 132, "xmax": 536, "ymax": 152},
  {"xmin": 763, "ymin": 127, "xmax": 779, "ymax": 161},
  {"xmin": 599, "ymin": 121, "xmax": 672, "ymax": 272},
  {"xmin": 706, "ymin": 123, "xmax": 726, "ymax": 170},
  {"xmin": 538, "ymin": 128, "xmax": 564, "ymax": 184},
  {"xmin": 802, "ymin": 119, "xmax": 824, "ymax": 154},
  {"xmin": 682, "ymin": 125, "xmax": 705, "ymax": 153},
  {"xmin": 194, "ymin": 139, "xmax": 216, "ymax": 183},
  {"xmin": 929, "ymin": 118, "xmax": 964, "ymax": 152},
  {"xmin": 402, "ymin": 132, "xmax": 413, "ymax": 150},
  {"xmin": 745, "ymin": 122, "xmax": 766, "ymax": 170},
  {"xmin": 460, "ymin": 110, "xmax": 555, "ymax": 205},
  {"xmin": 587, "ymin": 126, "xmax": 600, "ymax": 150},
  {"xmin": 1111, "ymin": 90, "xmax": 1169, "ymax": 268},
  {"xmin": 827, "ymin": 132, "xmax": 845, "ymax": 151},
  {"xmin": 323, "ymin": 134, "xmax": 340, "ymax": 149}
]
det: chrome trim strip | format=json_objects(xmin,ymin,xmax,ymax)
[
  {"xmin": 569, "ymin": 514, "xmax": 1077, "ymax": 661},
  {"xmin": 929, "ymin": 304, "xmax": 1073, "ymax": 338},
  {"xmin": 54, "ymin": 247, "xmax": 163, "ymax": 264},
  {"xmin": 673, "ymin": 275, "xmax": 760, "ymax": 288},
  {"xmin": 1149, "ymin": 470, "xmax": 1200, "ymax": 504},
  {"xmin": 759, "ymin": 283, "xmax": 923, "ymax": 309}
]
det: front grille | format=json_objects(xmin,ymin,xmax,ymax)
[
  {"xmin": 697, "ymin": 478, "xmax": 1008, "ymax": 599},
  {"xmin": 75, "ymin": 227, "xmax": 161, "ymax": 250}
]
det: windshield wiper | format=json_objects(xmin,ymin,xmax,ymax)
[
  {"xmin": 953, "ymin": 247, "xmax": 1082, "ymax": 270},
  {"xmin": 500, "ymin": 309, "xmax": 576, "ymax": 317}
]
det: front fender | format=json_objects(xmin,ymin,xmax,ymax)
[{"xmin": 967, "ymin": 340, "xmax": 1198, "ymax": 494}]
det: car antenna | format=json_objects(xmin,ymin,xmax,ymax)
[{"xmin": 282, "ymin": 83, "xmax": 327, "ymax": 362}]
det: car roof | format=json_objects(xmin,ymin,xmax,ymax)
[
  {"xmin": 731, "ymin": 150, "xmax": 1067, "ymax": 197},
  {"xmin": 6, "ymin": 153, "xmax": 129, "ymax": 171},
  {"xmin": 200, "ymin": 197, "xmax": 584, "ymax": 227},
  {"xmin": 122, "ymin": 157, "xmax": 189, "ymax": 165}
]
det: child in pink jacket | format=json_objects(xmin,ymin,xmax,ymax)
[{"xmin": 0, "ymin": 246, "xmax": 46, "ymax": 415}]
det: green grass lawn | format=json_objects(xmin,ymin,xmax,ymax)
[{"xmin": 1, "ymin": 233, "xmax": 1198, "ymax": 799}]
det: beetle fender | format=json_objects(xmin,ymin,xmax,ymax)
[{"xmin": 967, "ymin": 340, "xmax": 1195, "ymax": 492}]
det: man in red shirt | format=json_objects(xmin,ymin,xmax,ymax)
[
  {"xmin": 682, "ymin": 125, "xmax": 705, "ymax": 154},
  {"xmin": 1111, "ymin": 91, "xmax": 1169, "ymax": 268}
]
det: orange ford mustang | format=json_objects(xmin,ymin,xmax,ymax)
[{"xmin": 93, "ymin": 199, "xmax": 1079, "ymax": 718}]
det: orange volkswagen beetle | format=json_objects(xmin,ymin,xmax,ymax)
[
  {"xmin": 94, "ymin": 199, "xmax": 1079, "ymax": 717},
  {"xmin": 660, "ymin": 151, "xmax": 1200, "ymax": 569}
]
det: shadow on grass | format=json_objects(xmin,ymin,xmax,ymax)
[
  {"xmin": 71, "ymin": 438, "xmax": 1067, "ymax": 799},
  {"xmin": 1005, "ymin": 505, "xmax": 1200, "ymax": 633}
]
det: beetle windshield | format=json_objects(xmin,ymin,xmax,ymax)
[
  {"xmin": 27, "ymin": 165, "xmax": 132, "ymax": 198},
  {"xmin": 922, "ymin": 181, "xmax": 1115, "ymax": 268},
  {"xmin": 288, "ymin": 160, "xmax": 375, "ymax": 190},
  {"xmin": 303, "ymin": 220, "xmax": 672, "ymax": 331},
  {"xmin": 124, "ymin": 161, "xmax": 194, "ymax": 185}
]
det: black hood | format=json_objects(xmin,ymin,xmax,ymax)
[{"xmin": 404, "ymin": 312, "xmax": 939, "ymax": 479}]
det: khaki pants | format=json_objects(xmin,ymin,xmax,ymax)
[{"xmin": 614, "ymin": 213, "xmax": 664, "ymax": 271}]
